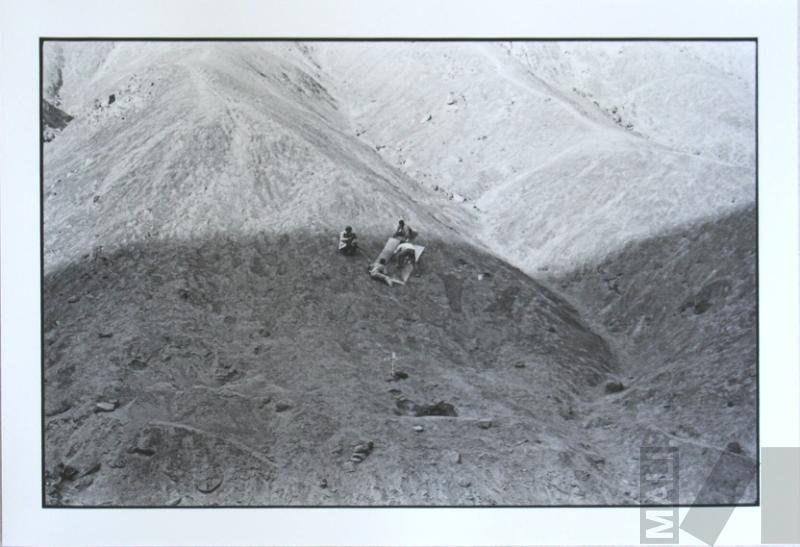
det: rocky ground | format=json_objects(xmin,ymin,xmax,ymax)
[
  {"xmin": 41, "ymin": 41, "xmax": 757, "ymax": 506},
  {"xmin": 45, "ymin": 233, "xmax": 630, "ymax": 506}
]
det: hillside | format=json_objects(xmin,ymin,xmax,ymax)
[
  {"xmin": 321, "ymin": 41, "xmax": 755, "ymax": 273},
  {"xmin": 42, "ymin": 41, "xmax": 757, "ymax": 506}
]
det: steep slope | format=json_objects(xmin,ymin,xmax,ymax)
[
  {"xmin": 44, "ymin": 42, "xmax": 473, "ymax": 273},
  {"xmin": 553, "ymin": 205, "xmax": 757, "ymax": 504},
  {"xmin": 44, "ymin": 234, "xmax": 626, "ymax": 506},
  {"xmin": 42, "ymin": 41, "xmax": 757, "ymax": 506},
  {"xmin": 320, "ymin": 41, "xmax": 755, "ymax": 274}
]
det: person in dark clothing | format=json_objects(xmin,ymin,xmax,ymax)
[
  {"xmin": 393, "ymin": 219, "xmax": 415, "ymax": 242},
  {"xmin": 339, "ymin": 226, "xmax": 358, "ymax": 255}
]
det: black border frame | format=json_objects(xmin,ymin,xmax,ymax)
[{"xmin": 39, "ymin": 36, "xmax": 759, "ymax": 510}]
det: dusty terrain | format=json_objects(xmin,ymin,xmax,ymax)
[{"xmin": 42, "ymin": 41, "xmax": 757, "ymax": 506}]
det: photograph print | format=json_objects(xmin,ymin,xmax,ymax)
[{"xmin": 42, "ymin": 39, "xmax": 757, "ymax": 507}]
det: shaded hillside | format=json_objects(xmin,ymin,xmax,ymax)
[
  {"xmin": 44, "ymin": 233, "xmax": 624, "ymax": 506},
  {"xmin": 551, "ymin": 205, "xmax": 757, "ymax": 504},
  {"xmin": 42, "ymin": 99, "xmax": 73, "ymax": 142}
]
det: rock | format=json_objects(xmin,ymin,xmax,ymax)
[
  {"xmin": 342, "ymin": 461, "xmax": 356, "ymax": 472},
  {"xmin": 98, "ymin": 331, "xmax": 113, "ymax": 339},
  {"xmin": 413, "ymin": 425, "xmax": 424, "ymax": 432},
  {"xmin": 457, "ymin": 479, "xmax": 472, "ymax": 488},
  {"xmin": 67, "ymin": 295, "xmax": 79, "ymax": 304},
  {"xmin": 82, "ymin": 462, "xmax": 101, "ymax": 476},
  {"xmin": 168, "ymin": 497, "xmax": 182, "ymax": 506},
  {"xmin": 391, "ymin": 371, "xmax": 409, "ymax": 380},
  {"xmin": 514, "ymin": 363, "xmax": 526, "ymax": 369},
  {"xmin": 350, "ymin": 454, "xmax": 364, "ymax": 463},
  {"xmin": 605, "ymin": 381, "xmax": 625, "ymax": 394},
  {"xmin": 275, "ymin": 402, "xmax": 291, "ymax": 412},
  {"xmin": 588, "ymin": 455, "xmax": 606, "ymax": 466},
  {"xmin": 258, "ymin": 397, "xmax": 272, "ymax": 408},
  {"xmin": 56, "ymin": 463, "xmax": 79, "ymax": 481},
  {"xmin": 94, "ymin": 401, "xmax": 117, "ymax": 412},
  {"xmin": 128, "ymin": 359, "xmax": 148, "ymax": 370},
  {"xmin": 413, "ymin": 401, "xmax": 458, "ymax": 417},
  {"xmin": 45, "ymin": 399, "xmax": 71, "ymax": 417},
  {"xmin": 319, "ymin": 478, "xmax": 328, "ymax": 489},
  {"xmin": 108, "ymin": 94, "xmax": 115, "ymax": 105},
  {"xmin": 196, "ymin": 475, "xmax": 223, "ymax": 494},
  {"xmin": 726, "ymin": 442, "xmax": 743, "ymax": 454},
  {"xmin": 478, "ymin": 419, "xmax": 493, "ymax": 429},
  {"xmin": 450, "ymin": 451, "xmax": 462, "ymax": 464},
  {"xmin": 353, "ymin": 441, "xmax": 374, "ymax": 454}
]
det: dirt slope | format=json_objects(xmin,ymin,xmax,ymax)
[
  {"xmin": 44, "ymin": 234, "xmax": 627, "ymax": 506},
  {"xmin": 42, "ymin": 41, "xmax": 757, "ymax": 506}
]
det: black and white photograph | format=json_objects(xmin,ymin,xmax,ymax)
[{"xmin": 41, "ymin": 39, "xmax": 757, "ymax": 508}]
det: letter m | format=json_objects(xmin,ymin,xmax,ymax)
[{"xmin": 641, "ymin": 509, "xmax": 677, "ymax": 543}]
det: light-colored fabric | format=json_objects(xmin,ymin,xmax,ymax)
[
  {"xmin": 394, "ymin": 242, "xmax": 425, "ymax": 263},
  {"xmin": 339, "ymin": 231, "xmax": 355, "ymax": 250},
  {"xmin": 376, "ymin": 237, "xmax": 401, "ymax": 264}
]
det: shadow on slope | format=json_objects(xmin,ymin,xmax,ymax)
[
  {"xmin": 44, "ymin": 232, "xmax": 621, "ymax": 506},
  {"xmin": 551, "ymin": 205, "xmax": 757, "ymax": 504}
]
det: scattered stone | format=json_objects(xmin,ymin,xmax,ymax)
[
  {"xmin": 604, "ymin": 381, "xmax": 625, "ymax": 394},
  {"xmin": 514, "ymin": 363, "xmax": 526, "ymax": 369},
  {"xmin": 478, "ymin": 419, "xmax": 493, "ymax": 429},
  {"xmin": 94, "ymin": 401, "xmax": 118, "ymax": 413},
  {"xmin": 413, "ymin": 425, "xmax": 424, "ymax": 432},
  {"xmin": 726, "ymin": 442, "xmax": 743, "ymax": 454},
  {"xmin": 413, "ymin": 400, "xmax": 458, "ymax": 417},
  {"xmin": 350, "ymin": 454, "xmax": 365, "ymax": 463},
  {"xmin": 56, "ymin": 463, "xmax": 79, "ymax": 481},
  {"xmin": 109, "ymin": 455, "xmax": 127, "ymax": 469},
  {"xmin": 319, "ymin": 478, "xmax": 328, "ymax": 489},
  {"xmin": 168, "ymin": 497, "xmax": 182, "ymax": 506},
  {"xmin": 128, "ymin": 359, "xmax": 148, "ymax": 370},
  {"xmin": 588, "ymin": 455, "xmax": 606, "ymax": 466},
  {"xmin": 45, "ymin": 399, "xmax": 71, "ymax": 417},
  {"xmin": 547, "ymin": 326, "xmax": 557, "ymax": 333},
  {"xmin": 98, "ymin": 331, "xmax": 113, "ymax": 339},
  {"xmin": 67, "ymin": 295, "xmax": 80, "ymax": 304},
  {"xmin": 93, "ymin": 195, "xmax": 100, "ymax": 204},
  {"xmin": 108, "ymin": 94, "xmax": 116, "ymax": 105},
  {"xmin": 82, "ymin": 462, "xmax": 101, "ymax": 477},
  {"xmin": 223, "ymin": 315, "xmax": 237, "ymax": 325},
  {"xmin": 275, "ymin": 402, "xmax": 291, "ymax": 412},
  {"xmin": 450, "ymin": 451, "xmax": 462, "ymax": 464},
  {"xmin": 457, "ymin": 479, "xmax": 472, "ymax": 488},
  {"xmin": 353, "ymin": 441, "xmax": 374, "ymax": 455},
  {"xmin": 343, "ymin": 461, "xmax": 356, "ymax": 472},
  {"xmin": 388, "ymin": 370, "xmax": 409, "ymax": 381},
  {"xmin": 258, "ymin": 397, "xmax": 272, "ymax": 408},
  {"xmin": 196, "ymin": 475, "xmax": 223, "ymax": 494}
]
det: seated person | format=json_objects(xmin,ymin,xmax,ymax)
[
  {"xmin": 393, "ymin": 219, "xmax": 416, "ymax": 242},
  {"xmin": 338, "ymin": 226, "xmax": 358, "ymax": 255}
]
